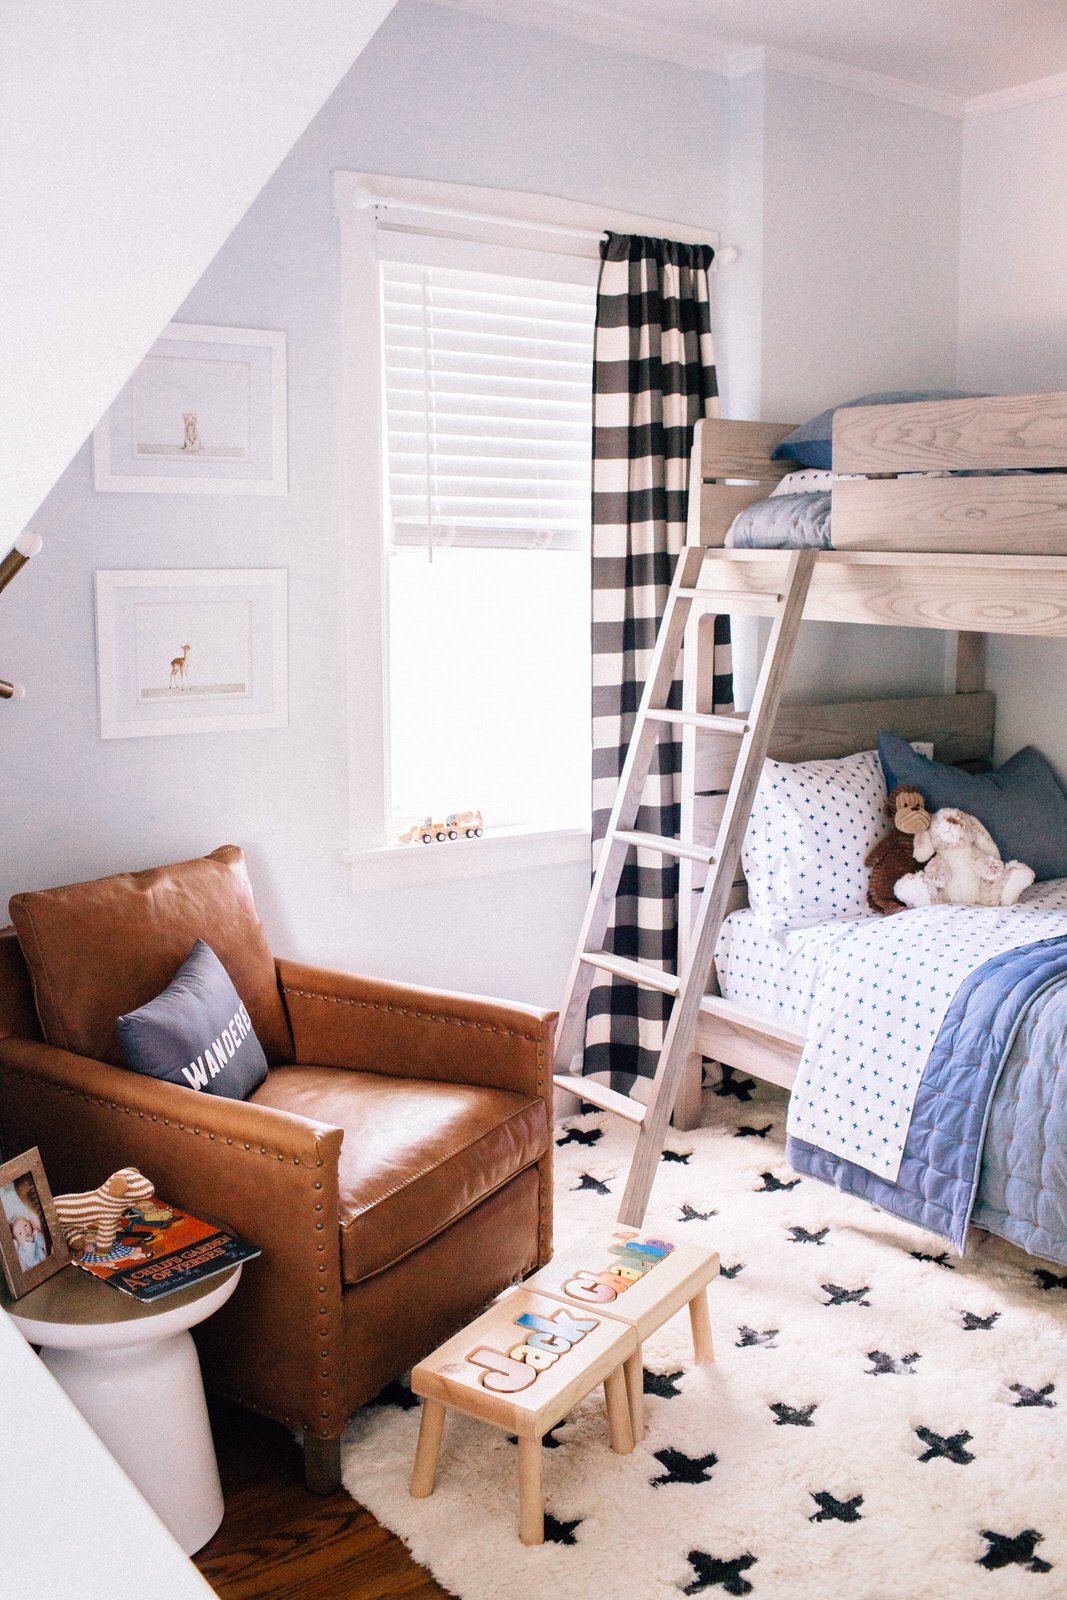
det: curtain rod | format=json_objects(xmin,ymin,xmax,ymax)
[
  {"xmin": 354, "ymin": 187, "xmax": 606, "ymax": 242},
  {"xmin": 353, "ymin": 186, "xmax": 739, "ymax": 263}
]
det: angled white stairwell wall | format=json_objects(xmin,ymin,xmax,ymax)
[{"xmin": 0, "ymin": 0, "xmax": 398, "ymax": 547}]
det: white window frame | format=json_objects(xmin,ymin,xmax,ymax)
[{"xmin": 333, "ymin": 171, "xmax": 718, "ymax": 892}]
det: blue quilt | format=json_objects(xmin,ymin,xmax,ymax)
[
  {"xmin": 787, "ymin": 935, "xmax": 1067, "ymax": 1265},
  {"xmin": 725, "ymin": 491, "xmax": 832, "ymax": 549}
]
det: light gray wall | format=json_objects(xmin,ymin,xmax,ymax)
[
  {"xmin": 958, "ymin": 97, "xmax": 1067, "ymax": 397},
  {"xmin": 760, "ymin": 70, "xmax": 961, "ymax": 417},
  {"xmin": 957, "ymin": 94, "xmax": 1067, "ymax": 776},
  {"xmin": 4, "ymin": 0, "xmax": 730, "ymax": 1006},
  {"xmin": 726, "ymin": 69, "xmax": 962, "ymax": 706}
]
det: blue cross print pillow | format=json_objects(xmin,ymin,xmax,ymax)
[{"xmin": 117, "ymin": 939, "xmax": 269, "ymax": 1100}]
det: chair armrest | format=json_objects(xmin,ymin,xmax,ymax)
[
  {"xmin": 0, "ymin": 1037, "xmax": 342, "ymax": 1171},
  {"xmin": 276, "ymin": 958, "xmax": 556, "ymax": 1101},
  {"xmin": 0, "ymin": 1037, "xmax": 349, "ymax": 1436}
]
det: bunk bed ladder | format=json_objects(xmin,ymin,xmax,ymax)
[{"xmin": 553, "ymin": 545, "xmax": 816, "ymax": 1227}]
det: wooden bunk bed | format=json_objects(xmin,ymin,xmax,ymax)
[
  {"xmin": 555, "ymin": 390, "xmax": 1067, "ymax": 1225},
  {"xmin": 677, "ymin": 390, "xmax": 1067, "ymax": 1123}
]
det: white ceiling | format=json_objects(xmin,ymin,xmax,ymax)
[{"xmin": 427, "ymin": 0, "xmax": 1067, "ymax": 108}]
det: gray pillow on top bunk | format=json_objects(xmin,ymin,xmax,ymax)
[
  {"xmin": 878, "ymin": 732, "xmax": 1067, "ymax": 883},
  {"xmin": 772, "ymin": 391, "xmax": 989, "ymax": 470}
]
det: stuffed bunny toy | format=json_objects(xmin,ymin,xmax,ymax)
[{"xmin": 894, "ymin": 806, "xmax": 1035, "ymax": 909}]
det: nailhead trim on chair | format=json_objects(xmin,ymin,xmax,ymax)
[{"xmin": 281, "ymin": 985, "xmax": 547, "ymax": 1044}]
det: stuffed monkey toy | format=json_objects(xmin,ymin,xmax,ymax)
[{"xmin": 865, "ymin": 784, "xmax": 931, "ymax": 914}]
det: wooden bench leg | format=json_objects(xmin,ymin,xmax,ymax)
[
  {"xmin": 688, "ymin": 1288, "xmax": 715, "ymax": 1364},
  {"xmin": 517, "ymin": 1436, "xmax": 544, "ymax": 1545},
  {"xmin": 623, "ymin": 1347, "xmax": 646, "ymax": 1442},
  {"xmin": 410, "ymin": 1400, "xmax": 447, "ymax": 1499},
  {"xmin": 604, "ymin": 1365, "xmax": 634, "ymax": 1454}
]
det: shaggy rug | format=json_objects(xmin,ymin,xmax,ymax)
[{"xmin": 341, "ymin": 1072, "xmax": 1066, "ymax": 1599}]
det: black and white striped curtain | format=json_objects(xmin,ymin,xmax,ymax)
[{"xmin": 584, "ymin": 232, "xmax": 731, "ymax": 1092}]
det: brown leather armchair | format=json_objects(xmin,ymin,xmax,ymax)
[{"xmin": 0, "ymin": 847, "xmax": 554, "ymax": 1492}]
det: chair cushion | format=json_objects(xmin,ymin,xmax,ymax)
[
  {"xmin": 9, "ymin": 847, "xmax": 292, "ymax": 1068},
  {"xmin": 250, "ymin": 1065, "xmax": 549, "ymax": 1284}
]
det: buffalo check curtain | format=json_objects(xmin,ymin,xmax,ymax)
[{"xmin": 584, "ymin": 232, "xmax": 731, "ymax": 1091}]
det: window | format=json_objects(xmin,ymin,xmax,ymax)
[
  {"xmin": 380, "ymin": 258, "xmax": 596, "ymax": 835},
  {"xmin": 335, "ymin": 173, "xmax": 715, "ymax": 887}
]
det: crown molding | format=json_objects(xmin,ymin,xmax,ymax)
[
  {"xmin": 727, "ymin": 45, "xmax": 966, "ymax": 117},
  {"xmin": 423, "ymin": 0, "xmax": 737, "ymax": 74},
  {"xmin": 424, "ymin": 0, "xmax": 1067, "ymax": 123},
  {"xmin": 965, "ymin": 69, "xmax": 1067, "ymax": 117}
]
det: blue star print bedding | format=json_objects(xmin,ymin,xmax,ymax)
[{"xmin": 778, "ymin": 880, "xmax": 1067, "ymax": 1264}]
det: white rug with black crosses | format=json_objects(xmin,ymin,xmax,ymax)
[{"xmin": 340, "ymin": 1068, "xmax": 1066, "ymax": 1600}]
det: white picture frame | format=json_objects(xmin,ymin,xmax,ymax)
[
  {"xmin": 95, "ymin": 569, "xmax": 288, "ymax": 739},
  {"xmin": 92, "ymin": 323, "xmax": 288, "ymax": 495}
]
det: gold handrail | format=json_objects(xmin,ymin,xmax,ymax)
[
  {"xmin": 0, "ymin": 529, "xmax": 42, "ymax": 597},
  {"xmin": 1, "ymin": 529, "xmax": 42, "ymax": 701}
]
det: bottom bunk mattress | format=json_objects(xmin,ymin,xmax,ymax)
[
  {"xmin": 713, "ymin": 907, "xmax": 871, "ymax": 1033},
  {"xmin": 712, "ymin": 884, "xmax": 1067, "ymax": 1266}
]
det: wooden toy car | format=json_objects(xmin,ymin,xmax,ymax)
[
  {"xmin": 398, "ymin": 817, "xmax": 438, "ymax": 846},
  {"xmin": 398, "ymin": 811, "xmax": 484, "ymax": 845},
  {"xmin": 448, "ymin": 810, "xmax": 484, "ymax": 838}
]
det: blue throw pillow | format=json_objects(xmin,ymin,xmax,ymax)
[
  {"xmin": 772, "ymin": 391, "xmax": 989, "ymax": 470},
  {"xmin": 117, "ymin": 939, "xmax": 268, "ymax": 1099},
  {"xmin": 878, "ymin": 732, "xmax": 1067, "ymax": 883}
]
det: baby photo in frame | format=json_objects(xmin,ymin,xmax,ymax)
[{"xmin": 0, "ymin": 1147, "xmax": 70, "ymax": 1300}]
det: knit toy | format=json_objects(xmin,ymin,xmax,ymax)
[
  {"xmin": 864, "ymin": 785, "xmax": 931, "ymax": 914},
  {"xmin": 53, "ymin": 1167, "xmax": 155, "ymax": 1253},
  {"xmin": 894, "ymin": 806, "xmax": 1035, "ymax": 909}
]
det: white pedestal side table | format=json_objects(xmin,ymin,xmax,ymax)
[{"xmin": 4, "ymin": 1263, "xmax": 241, "ymax": 1555}]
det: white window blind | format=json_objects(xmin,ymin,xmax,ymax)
[{"xmin": 381, "ymin": 261, "xmax": 596, "ymax": 551}]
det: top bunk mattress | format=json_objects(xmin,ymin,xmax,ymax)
[{"xmin": 708, "ymin": 393, "xmax": 1067, "ymax": 558}]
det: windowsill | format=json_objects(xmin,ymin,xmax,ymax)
[{"xmin": 343, "ymin": 824, "xmax": 590, "ymax": 893}]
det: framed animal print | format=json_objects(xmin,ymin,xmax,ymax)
[
  {"xmin": 0, "ymin": 1147, "xmax": 70, "ymax": 1300},
  {"xmin": 92, "ymin": 323, "xmax": 288, "ymax": 495},
  {"xmin": 94, "ymin": 568, "xmax": 289, "ymax": 738}
]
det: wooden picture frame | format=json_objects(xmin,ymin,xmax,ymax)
[{"xmin": 0, "ymin": 1147, "xmax": 70, "ymax": 1300}]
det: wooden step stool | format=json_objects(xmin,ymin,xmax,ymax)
[
  {"xmin": 524, "ymin": 1225, "xmax": 719, "ymax": 1441},
  {"xmin": 410, "ymin": 1287, "xmax": 637, "ymax": 1545}
]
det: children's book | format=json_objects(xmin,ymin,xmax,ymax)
[{"xmin": 70, "ymin": 1197, "xmax": 259, "ymax": 1302}]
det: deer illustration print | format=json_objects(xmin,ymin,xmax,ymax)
[{"xmin": 170, "ymin": 644, "xmax": 192, "ymax": 690}]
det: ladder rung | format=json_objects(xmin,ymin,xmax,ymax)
[
  {"xmin": 678, "ymin": 587, "xmax": 783, "ymax": 615},
  {"xmin": 553, "ymin": 1075, "xmax": 648, "ymax": 1124},
  {"xmin": 581, "ymin": 950, "xmax": 681, "ymax": 996},
  {"xmin": 614, "ymin": 830, "xmax": 716, "ymax": 864},
  {"xmin": 645, "ymin": 709, "xmax": 749, "ymax": 734}
]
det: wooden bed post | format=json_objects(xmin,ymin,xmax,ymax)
[{"xmin": 945, "ymin": 631, "xmax": 985, "ymax": 695}]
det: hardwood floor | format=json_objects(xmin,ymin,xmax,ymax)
[{"xmin": 194, "ymin": 1399, "xmax": 452, "ymax": 1600}]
